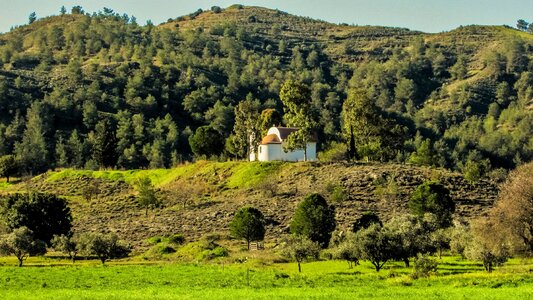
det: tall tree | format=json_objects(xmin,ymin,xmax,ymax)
[
  {"xmin": 28, "ymin": 12, "xmax": 37, "ymax": 24},
  {"xmin": 92, "ymin": 118, "xmax": 118, "ymax": 168},
  {"xmin": 517, "ymin": 19, "xmax": 529, "ymax": 31},
  {"xmin": 232, "ymin": 94, "xmax": 261, "ymax": 159},
  {"xmin": 15, "ymin": 102, "xmax": 49, "ymax": 175},
  {"xmin": 342, "ymin": 88, "xmax": 404, "ymax": 161},
  {"xmin": 279, "ymin": 80, "xmax": 318, "ymax": 161}
]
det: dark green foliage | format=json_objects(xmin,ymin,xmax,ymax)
[
  {"xmin": 229, "ymin": 206, "xmax": 266, "ymax": 250},
  {"xmin": 189, "ymin": 126, "xmax": 224, "ymax": 158},
  {"xmin": 280, "ymin": 80, "xmax": 319, "ymax": 161},
  {"xmin": 168, "ymin": 234, "xmax": 185, "ymax": 245},
  {"xmin": 517, "ymin": 19, "xmax": 529, "ymax": 31},
  {"xmin": 0, "ymin": 155, "xmax": 17, "ymax": 182},
  {"xmin": 409, "ymin": 181, "xmax": 455, "ymax": 228},
  {"xmin": 0, "ymin": 227, "xmax": 46, "ymax": 267},
  {"xmin": 353, "ymin": 212, "xmax": 382, "ymax": 232},
  {"xmin": 0, "ymin": 6, "xmax": 529, "ymax": 174},
  {"xmin": 342, "ymin": 89, "xmax": 406, "ymax": 161},
  {"xmin": 290, "ymin": 193, "xmax": 336, "ymax": 248},
  {"xmin": 28, "ymin": 12, "xmax": 37, "ymax": 25},
  {"xmin": 0, "ymin": 193, "xmax": 72, "ymax": 245},
  {"xmin": 92, "ymin": 118, "xmax": 118, "ymax": 168}
]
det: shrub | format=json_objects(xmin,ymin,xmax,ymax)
[
  {"xmin": 318, "ymin": 142, "xmax": 347, "ymax": 161},
  {"xmin": 168, "ymin": 234, "xmax": 185, "ymax": 245},
  {"xmin": 412, "ymin": 254, "xmax": 438, "ymax": 279}
]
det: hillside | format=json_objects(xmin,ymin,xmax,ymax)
[
  {"xmin": 0, "ymin": 5, "xmax": 532, "ymax": 178},
  {"xmin": 0, "ymin": 161, "xmax": 498, "ymax": 250}
]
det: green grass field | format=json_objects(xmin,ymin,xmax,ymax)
[{"xmin": 0, "ymin": 256, "xmax": 531, "ymax": 299}]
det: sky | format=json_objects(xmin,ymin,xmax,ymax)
[{"xmin": 1, "ymin": 0, "xmax": 532, "ymax": 33}]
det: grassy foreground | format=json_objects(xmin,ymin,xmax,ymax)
[{"xmin": 0, "ymin": 257, "xmax": 531, "ymax": 299}]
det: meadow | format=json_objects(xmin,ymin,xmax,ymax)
[{"xmin": 0, "ymin": 256, "xmax": 531, "ymax": 299}]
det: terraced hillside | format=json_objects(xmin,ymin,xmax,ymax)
[{"xmin": 0, "ymin": 162, "xmax": 499, "ymax": 250}]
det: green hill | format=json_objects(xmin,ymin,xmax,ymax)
[
  {"xmin": 0, "ymin": 161, "xmax": 498, "ymax": 250},
  {"xmin": 0, "ymin": 5, "xmax": 532, "ymax": 176}
]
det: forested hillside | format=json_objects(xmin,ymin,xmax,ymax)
[{"xmin": 0, "ymin": 5, "xmax": 532, "ymax": 178}]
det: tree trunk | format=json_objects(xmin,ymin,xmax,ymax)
[
  {"xmin": 17, "ymin": 257, "xmax": 23, "ymax": 267},
  {"xmin": 6, "ymin": 175, "xmax": 9, "ymax": 183},
  {"xmin": 403, "ymin": 257, "xmax": 410, "ymax": 267},
  {"xmin": 298, "ymin": 261, "xmax": 301, "ymax": 273},
  {"xmin": 247, "ymin": 240, "xmax": 250, "ymax": 250},
  {"xmin": 145, "ymin": 206, "xmax": 148, "ymax": 217},
  {"xmin": 348, "ymin": 126, "xmax": 356, "ymax": 160}
]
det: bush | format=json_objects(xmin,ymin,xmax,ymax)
[
  {"xmin": 412, "ymin": 255, "xmax": 438, "ymax": 279},
  {"xmin": 318, "ymin": 142, "xmax": 347, "ymax": 161},
  {"xmin": 168, "ymin": 234, "xmax": 185, "ymax": 245},
  {"xmin": 211, "ymin": 6, "xmax": 222, "ymax": 13}
]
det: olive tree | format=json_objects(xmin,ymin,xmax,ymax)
[
  {"xmin": 330, "ymin": 231, "xmax": 359, "ymax": 269},
  {"xmin": 354, "ymin": 224, "xmax": 397, "ymax": 272},
  {"xmin": 0, "ymin": 227, "xmax": 46, "ymax": 267},
  {"xmin": 465, "ymin": 219, "xmax": 509, "ymax": 273},
  {"xmin": 52, "ymin": 234, "xmax": 81, "ymax": 263},
  {"xmin": 79, "ymin": 232, "xmax": 131, "ymax": 265},
  {"xmin": 281, "ymin": 235, "xmax": 320, "ymax": 272},
  {"xmin": 230, "ymin": 206, "xmax": 265, "ymax": 250}
]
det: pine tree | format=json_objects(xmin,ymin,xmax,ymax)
[
  {"xmin": 92, "ymin": 119, "xmax": 118, "ymax": 168},
  {"xmin": 15, "ymin": 102, "xmax": 49, "ymax": 174}
]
